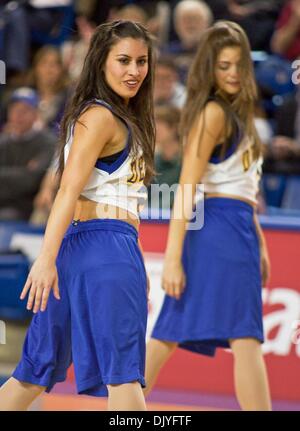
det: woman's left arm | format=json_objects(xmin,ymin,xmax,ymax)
[{"xmin": 254, "ymin": 212, "xmax": 271, "ymax": 286}]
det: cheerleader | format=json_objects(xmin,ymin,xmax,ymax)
[
  {"xmin": 146, "ymin": 21, "xmax": 271, "ymax": 411},
  {"xmin": 0, "ymin": 20, "xmax": 155, "ymax": 411}
]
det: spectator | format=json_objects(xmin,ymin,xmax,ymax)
[
  {"xmin": 26, "ymin": 45, "xmax": 71, "ymax": 135},
  {"xmin": 227, "ymin": 0, "xmax": 284, "ymax": 51},
  {"xmin": 271, "ymin": 0, "xmax": 300, "ymax": 61},
  {"xmin": 264, "ymin": 88, "xmax": 300, "ymax": 175},
  {"xmin": 154, "ymin": 56, "xmax": 186, "ymax": 108},
  {"xmin": 0, "ymin": 87, "xmax": 56, "ymax": 221},
  {"xmin": 262, "ymin": 88, "xmax": 300, "ymax": 209},
  {"xmin": 164, "ymin": 0, "xmax": 213, "ymax": 82},
  {"xmin": 149, "ymin": 105, "xmax": 182, "ymax": 209}
]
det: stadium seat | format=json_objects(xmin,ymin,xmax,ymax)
[{"xmin": 255, "ymin": 54, "xmax": 296, "ymax": 115}]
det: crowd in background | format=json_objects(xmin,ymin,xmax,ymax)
[{"xmin": 1, "ymin": 0, "xmax": 300, "ymax": 223}]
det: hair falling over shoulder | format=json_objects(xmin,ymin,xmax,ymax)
[
  {"xmin": 180, "ymin": 20, "xmax": 262, "ymax": 160},
  {"xmin": 58, "ymin": 20, "xmax": 157, "ymax": 185}
]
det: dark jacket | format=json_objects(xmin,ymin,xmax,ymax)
[{"xmin": 0, "ymin": 127, "xmax": 56, "ymax": 220}]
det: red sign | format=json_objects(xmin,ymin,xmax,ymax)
[{"xmin": 139, "ymin": 222, "xmax": 300, "ymax": 401}]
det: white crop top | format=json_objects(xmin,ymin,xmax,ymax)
[
  {"xmin": 202, "ymin": 135, "xmax": 263, "ymax": 204},
  {"xmin": 64, "ymin": 99, "xmax": 148, "ymax": 218}
]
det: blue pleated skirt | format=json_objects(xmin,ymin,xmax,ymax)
[{"xmin": 151, "ymin": 197, "xmax": 264, "ymax": 356}]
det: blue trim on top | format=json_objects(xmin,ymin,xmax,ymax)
[
  {"xmin": 209, "ymin": 142, "xmax": 236, "ymax": 164},
  {"xmin": 92, "ymin": 99, "xmax": 131, "ymax": 174},
  {"xmin": 95, "ymin": 141, "xmax": 130, "ymax": 174},
  {"xmin": 205, "ymin": 95, "xmax": 243, "ymax": 164},
  {"xmin": 209, "ymin": 127, "xmax": 242, "ymax": 164}
]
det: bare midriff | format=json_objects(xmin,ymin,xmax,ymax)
[
  {"xmin": 73, "ymin": 193, "xmax": 255, "ymax": 230},
  {"xmin": 204, "ymin": 192, "xmax": 256, "ymax": 209},
  {"xmin": 73, "ymin": 195, "xmax": 140, "ymax": 231}
]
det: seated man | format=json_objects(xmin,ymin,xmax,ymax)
[
  {"xmin": 262, "ymin": 88, "xmax": 300, "ymax": 209},
  {"xmin": 163, "ymin": 0, "xmax": 213, "ymax": 82},
  {"xmin": 264, "ymin": 89, "xmax": 300, "ymax": 176},
  {"xmin": 0, "ymin": 87, "xmax": 56, "ymax": 221}
]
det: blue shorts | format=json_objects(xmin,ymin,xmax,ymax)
[
  {"xmin": 152, "ymin": 198, "xmax": 264, "ymax": 357},
  {"xmin": 13, "ymin": 219, "xmax": 148, "ymax": 396}
]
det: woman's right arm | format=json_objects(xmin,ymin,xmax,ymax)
[
  {"xmin": 162, "ymin": 102, "xmax": 225, "ymax": 299},
  {"xmin": 20, "ymin": 106, "xmax": 115, "ymax": 313}
]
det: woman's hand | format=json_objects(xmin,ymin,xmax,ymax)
[
  {"xmin": 20, "ymin": 254, "xmax": 60, "ymax": 314},
  {"xmin": 162, "ymin": 258, "xmax": 186, "ymax": 300},
  {"xmin": 260, "ymin": 245, "xmax": 271, "ymax": 286}
]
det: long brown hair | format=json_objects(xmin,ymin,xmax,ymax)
[
  {"xmin": 180, "ymin": 20, "xmax": 261, "ymax": 159},
  {"xmin": 58, "ymin": 20, "xmax": 156, "ymax": 184}
]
